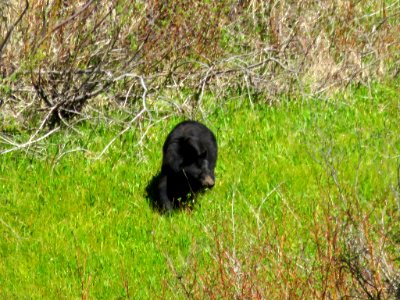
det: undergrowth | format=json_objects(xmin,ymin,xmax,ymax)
[{"xmin": 0, "ymin": 0, "xmax": 399, "ymax": 134}]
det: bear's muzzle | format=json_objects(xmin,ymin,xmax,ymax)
[{"xmin": 202, "ymin": 175, "xmax": 215, "ymax": 187}]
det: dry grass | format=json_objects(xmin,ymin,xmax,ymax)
[{"xmin": 0, "ymin": 0, "xmax": 399, "ymax": 147}]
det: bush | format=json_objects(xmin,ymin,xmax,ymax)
[{"xmin": 0, "ymin": 0, "xmax": 399, "ymax": 146}]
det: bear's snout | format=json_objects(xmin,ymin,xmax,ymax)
[{"xmin": 202, "ymin": 175, "xmax": 215, "ymax": 187}]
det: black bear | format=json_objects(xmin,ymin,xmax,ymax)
[{"xmin": 150, "ymin": 120, "xmax": 218, "ymax": 213}]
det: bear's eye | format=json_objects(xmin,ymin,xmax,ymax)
[{"xmin": 199, "ymin": 151, "xmax": 207, "ymax": 159}]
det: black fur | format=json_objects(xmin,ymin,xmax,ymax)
[{"xmin": 147, "ymin": 121, "xmax": 217, "ymax": 213}]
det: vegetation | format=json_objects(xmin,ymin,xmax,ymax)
[
  {"xmin": 1, "ymin": 0, "xmax": 399, "ymax": 135},
  {"xmin": 1, "ymin": 1, "xmax": 399, "ymax": 298},
  {"xmin": 1, "ymin": 82, "xmax": 399, "ymax": 298}
]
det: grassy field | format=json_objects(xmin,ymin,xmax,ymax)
[{"xmin": 0, "ymin": 83, "xmax": 399, "ymax": 298}]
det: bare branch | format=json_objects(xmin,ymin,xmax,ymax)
[
  {"xmin": 0, "ymin": 127, "xmax": 60, "ymax": 155},
  {"xmin": 94, "ymin": 108, "xmax": 146, "ymax": 160},
  {"xmin": 0, "ymin": 0, "xmax": 29, "ymax": 55}
]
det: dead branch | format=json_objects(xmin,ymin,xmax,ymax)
[
  {"xmin": 94, "ymin": 73, "xmax": 150, "ymax": 159},
  {"xmin": 94, "ymin": 107, "xmax": 146, "ymax": 160},
  {"xmin": 0, "ymin": 0, "xmax": 29, "ymax": 55},
  {"xmin": 0, "ymin": 127, "xmax": 60, "ymax": 155}
]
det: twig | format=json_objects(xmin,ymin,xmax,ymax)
[
  {"xmin": 52, "ymin": 148, "xmax": 91, "ymax": 170},
  {"xmin": 94, "ymin": 108, "xmax": 146, "ymax": 160},
  {"xmin": 94, "ymin": 73, "xmax": 151, "ymax": 159},
  {"xmin": 0, "ymin": 0, "xmax": 29, "ymax": 54},
  {"xmin": 35, "ymin": 0, "xmax": 96, "ymax": 48},
  {"xmin": 0, "ymin": 127, "xmax": 60, "ymax": 155}
]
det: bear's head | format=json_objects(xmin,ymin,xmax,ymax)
[{"xmin": 181, "ymin": 137, "xmax": 215, "ymax": 189}]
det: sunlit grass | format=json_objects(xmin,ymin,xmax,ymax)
[{"xmin": 0, "ymin": 82, "xmax": 399, "ymax": 298}]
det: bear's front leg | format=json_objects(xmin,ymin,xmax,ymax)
[{"xmin": 157, "ymin": 174, "xmax": 173, "ymax": 213}]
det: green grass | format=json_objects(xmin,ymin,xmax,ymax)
[{"xmin": 0, "ymin": 83, "xmax": 399, "ymax": 298}]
